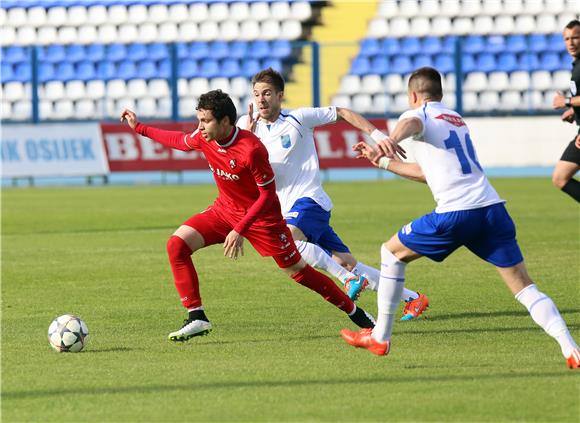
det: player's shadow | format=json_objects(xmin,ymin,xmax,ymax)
[{"xmin": 2, "ymin": 370, "xmax": 569, "ymax": 400}]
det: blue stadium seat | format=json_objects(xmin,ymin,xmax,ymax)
[
  {"xmin": 86, "ymin": 44, "xmax": 106, "ymax": 62},
  {"xmin": 117, "ymin": 60, "xmax": 138, "ymax": 80},
  {"xmin": 241, "ymin": 59, "xmax": 261, "ymax": 78},
  {"xmin": 54, "ymin": 62, "xmax": 76, "ymax": 82},
  {"xmin": 40, "ymin": 45, "xmax": 66, "ymax": 63},
  {"xmin": 176, "ymin": 42, "xmax": 189, "ymax": 60},
  {"xmin": 38, "ymin": 63, "xmax": 55, "ymax": 83},
  {"xmin": 539, "ymin": 52, "xmax": 560, "ymax": 72},
  {"xmin": 518, "ymin": 52, "xmax": 540, "ymax": 71},
  {"xmin": 107, "ymin": 44, "xmax": 128, "ymax": 62},
  {"xmin": 199, "ymin": 59, "xmax": 220, "ymax": 78},
  {"xmin": 561, "ymin": 52, "xmax": 573, "ymax": 69},
  {"xmin": 476, "ymin": 53, "xmax": 496, "ymax": 72},
  {"xmin": 370, "ymin": 55, "xmax": 389, "ymax": 75},
  {"xmin": 249, "ymin": 41, "xmax": 270, "ymax": 59},
  {"xmin": 528, "ymin": 34, "xmax": 548, "ymax": 53},
  {"xmin": 179, "ymin": 58, "xmax": 199, "ymax": 79},
  {"xmin": 3, "ymin": 46, "xmax": 27, "ymax": 64},
  {"xmin": 209, "ymin": 41, "xmax": 229, "ymax": 60},
  {"xmin": 400, "ymin": 37, "xmax": 421, "ymax": 56},
  {"xmin": 96, "ymin": 61, "xmax": 117, "ymax": 80},
  {"xmin": 76, "ymin": 62, "xmax": 97, "ymax": 81},
  {"xmin": 359, "ymin": 38, "xmax": 381, "ymax": 57},
  {"xmin": 486, "ymin": 35, "xmax": 506, "ymax": 53},
  {"xmin": 497, "ymin": 52, "xmax": 518, "ymax": 72},
  {"xmin": 441, "ymin": 35, "xmax": 458, "ymax": 54},
  {"xmin": 381, "ymin": 38, "xmax": 400, "ymax": 56},
  {"xmin": 127, "ymin": 43, "xmax": 148, "ymax": 62},
  {"xmin": 148, "ymin": 43, "xmax": 168, "ymax": 61},
  {"xmin": 547, "ymin": 33, "xmax": 566, "ymax": 53},
  {"xmin": 413, "ymin": 54, "xmax": 433, "ymax": 69},
  {"xmin": 14, "ymin": 63, "xmax": 31, "ymax": 83},
  {"xmin": 137, "ymin": 60, "xmax": 159, "ymax": 79},
  {"xmin": 261, "ymin": 58, "xmax": 282, "ymax": 72},
  {"xmin": 390, "ymin": 56, "xmax": 413, "ymax": 74},
  {"xmin": 270, "ymin": 40, "xmax": 292, "ymax": 59},
  {"xmin": 220, "ymin": 59, "xmax": 241, "ymax": 78},
  {"xmin": 434, "ymin": 54, "xmax": 454, "ymax": 74},
  {"xmin": 350, "ymin": 56, "xmax": 371, "ymax": 76},
  {"xmin": 463, "ymin": 35, "xmax": 485, "ymax": 54},
  {"xmin": 157, "ymin": 60, "xmax": 171, "ymax": 79},
  {"xmin": 189, "ymin": 42, "xmax": 209, "ymax": 60},
  {"xmin": 461, "ymin": 54, "xmax": 476, "ymax": 73},
  {"xmin": 66, "ymin": 45, "xmax": 86, "ymax": 63},
  {"xmin": 229, "ymin": 41, "xmax": 248, "ymax": 59},
  {"xmin": 1, "ymin": 63, "xmax": 14, "ymax": 83},
  {"xmin": 505, "ymin": 34, "xmax": 527, "ymax": 53},
  {"xmin": 422, "ymin": 36, "xmax": 442, "ymax": 55}
]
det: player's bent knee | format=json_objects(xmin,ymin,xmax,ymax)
[{"xmin": 166, "ymin": 235, "xmax": 193, "ymax": 260}]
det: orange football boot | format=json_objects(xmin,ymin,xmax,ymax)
[
  {"xmin": 567, "ymin": 349, "xmax": 580, "ymax": 369},
  {"xmin": 401, "ymin": 292, "xmax": 429, "ymax": 321},
  {"xmin": 340, "ymin": 328, "xmax": 390, "ymax": 356}
]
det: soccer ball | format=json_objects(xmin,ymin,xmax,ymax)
[{"xmin": 48, "ymin": 314, "xmax": 90, "ymax": 352}]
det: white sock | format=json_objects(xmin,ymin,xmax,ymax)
[
  {"xmin": 187, "ymin": 306, "xmax": 204, "ymax": 312},
  {"xmin": 295, "ymin": 240, "xmax": 352, "ymax": 283},
  {"xmin": 353, "ymin": 261, "xmax": 418, "ymax": 301},
  {"xmin": 372, "ymin": 246, "xmax": 406, "ymax": 343},
  {"xmin": 515, "ymin": 284, "xmax": 579, "ymax": 358}
]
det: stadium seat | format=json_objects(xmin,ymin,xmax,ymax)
[
  {"xmin": 523, "ymin": 90, "xmax": 546, "ymax": 110},
  {"xmin": 138, "ymin": 23, "xmax": 159, "ymax": 44},
  {"xmin": 434, "ymin": 54, "xmax": 454, "ymax": 74},
  {"xmin": 440, "ymin": 0, "xmax": 460, "ymax": 16},
  {"xmin": 413, "ymin": 54, "xmax": 433, "ymax": 68},
  {"xmin": 370, "ymin": 55, "xmax": 390, "ymax": 75},
  {"xmin": 389, "ymin": 17, "xmax": 410, "ymax": 37},
  {"xmin": 391, "ymin": 56, "xmax": 413, "ymax": 75},
  {"xmin": 126, "ymin": 79, "xmax": 148, "ymax": 99},
  {"xmin": 461, "ymin": 92, "xmax": 478, "ymax": 112},
  {"xmin": 2, "ymin": 101, "xmax": 12, "ymax": 119},
  {"xmin": 499, "ymin": 90, "xmax": 523, "ymax": 111},
  {"xmin": 149, "ymin": 4, "xmax": 170, "ymax": 24},
  {"xmin": 1, "ymin": 26, "xmax": 16, "ymax": 46},
  {"xmin": 127, "ymin": 4, "xmax": 147, "ymax": 24},
  {"xmin": 209, "ymin": 77, "xmax": 230, "ymax": 93},
  {"xmin": 487, "ymin": 71, "xmax": 510, "ymax": 92},
  {"xmin": 57, "ymin": 27, "xmax": 78, "ymax": 45},
  {"xmin": 219, "ymin": 21, "xmax": 240, "ymax": 41},
  {"xmin": 178, "ymin": 22, "xmax": 199, "ymax": 42},
  {"xmin": 367, "ymin": 18, "xmax": 389, "ymax": 38},
  {"xmin": 350, "ymin": 57, "xmax": 371, "ymax": 76},
  {"xmin": 3, "ymin": 82, "xmax": 26, "ymax": 102},
  {"xmin": 452, "ymin": 17, "xmax": 473, "ymax": 35},
  {"xmin": 536, "ymin": 14, "xmax": 557, "ymax": 33},
  {"xmin": 509, "ymin": 71, "xmax": 532, "ymax": 91},
  {"xmin": 280, "ymin": 20, "xmax": 302, "ymax": 40},
  {"xmin": 96, "ymin": 61, "xmax": 117, "ymax": 81},
  {"xmin": 199, "ymin": 59, "xmax": 221, "ymax": 79},
  {"xmin": 85, "ymin": 44, "xmax": 105, "ymax": 62},
  {"xmin": 116, "ymin": 60, "xmax": 138, "ymax": 80},
  {"xmin": 331, "ymin": 94, "xmax": 352, "ymax": 108},
  {"xmin": 136, "ymin": 97, "xmax": 157, "ymax": 117},
  {"xmin": 107, "ymin": 44, "xmax": 128, "ymax": 63},
  {"xmin": 44, "ymin": 81, "xmax": 65, "ymax": 101},
  {"xmin": 441, "ymin": 35, "xmax": 458, "ymax": 54},
  {"xmin": 409, "ymin": 17, "xmax": 431, "ymax": 37},
  {"xmin": 291, "ymin": 1, "xmax": 312, "ymax": 21},
  {"xmin": 547, "ymin": 33, "xmax": 566, "ymax": 53},
  {"xmin": 228, "ymin": 2, "xmax": 250, "ymax": 22},
  {"xmin": 54, "ymin": 62, "xmax": 76, "ymax": 82},
  {"xmin": 78, "ymin": 26, "xmax": 98, "ymax": 44},
  {"xmin": 399, "ymin": 0, "xmax": 419, "ymax": 17},
  {"xmin": 168, "ymin": 3, "xmax": 189, "ymax": 24},
  {"xmin": 339, "ymin": 74, "xmax": 362, "ymax": 96},
  {"xmin": 39, "ymin": 100, "xmax": 53, "ymax": 120},
  {"xmin": 530, "ymin": 70, "xmax": 553, "ymax": 91},
  {"xmin": 189, "ymin": 42, "xmax": 209, "ymax": 60},
  {"xmin": 3, "ymin": 46, "xmax": 27, "ymax": 64},
  {"xmin": 118, "ymin": 24, "xmax": 138, "ymax": 44},
  {"xmin": 372, "ymin": 93, "xmax": 391, "ymax": 112},
  {"xmin": 381, "ymin": 38, "xmax": 400, "ymax": 55},
  {"xmin": 422, "ymin": 36, "xmax": 442, "ymax": 54},
  {"xmin": 270, "ymin": 40, "xmax": 292, "ymax": 59},
  {"xmin": 148, "ymin": 43, "xmax": 168, "ymax": 61},
  {"xmin": 506, "ymin": 34, "xmax": 528, "ymax": 53},
  {"xmin": 221, "ymin": 59, "xmax": 241, "ymax": 78},
  {"xmin": 359, "ymin": 38, "xmax": 382, "ymax": 57},
  {"xmin": 400, "ymin": 37, "xmax": 421, "ymax": 55},
  {"xmin": 420, "ymin": 0, "xmax": 440, "ymax": 17},
  {"xmin": 250, "ymin": 40, "xmax": 270, "ymax": 59},
  {"xmin": 239, "ymin": 20, "xmax": 260, "ymax": 41},
  {"xmin": 472, "ymin": 16, "xmax": 493, "ymax": 35},
  {"xmin": 27, "ymin": 6, "xmax": 47, "ymax": 28},
  {"xmin": 75, "ymin": 99, "xmax": 96, "ymax": 119},
  {"xmin": 208, "ymin": 2, "xmax": 229, "ymax": 22},
  {"xmin": 497, "ymin": 53, "xmax": 518, "ymax": 72},
  {"xmin": 459, "ymin": 0, "xmax": 481, "ymax": 16},
  {"xmin": 552, "ymin": 70, "xmax": 571, "ymax": 91},
  {"xmin": 392, "ymin": 93, "xmax": 410, "ymax": 112},
  {"xmin": 431, "ymin": 17, "xmax": 452, "ymax": 36},
  {"xmin": 481, "ymin": 0, "xmax": 502, "ymax": 15},
  {"xmin": 261, "ymin": 58, "xmax": 283, "ymax": 72},
  {"xmin": 39, "ymin": 45, "xmax": 66, "ymax": 63},
  {"xmin": 378, "ymin": 0, "xmax": 399, "ymax": 18},
  {"xmin": 540, "ymin": 52, "xmax": 561, "ymax": 72},
  {"xmin": 98, "ymin": 24, "xmax": 118, "ymax": 45},
  {"xmin": 230, "ymin": 76, "xmax": 249, "ymax": 98},
  {"xmin": 1, "ymin": 63, "xmax": 15, "ymax": 83},
  {"xmin": 260, "ymin": 20, "xmax": 281, "ymax": 41},
  {"xmin": 479, "ymin": 91, "xmax": 500, "ymax": 111},
  {"xmin": 46, "ymin": 6, "xmax": 68, "ymax": 27},
  {"xmin": 463, "ymin": 72, "xmax": 487, "ymax": 92},
  {"xmin": 515, "ymin": 15, "xmax": 537, "ymax": 34},
  {"xmin": 476, "ymin": 53, "xmax": 496, "ymax": 72},
  {"xmin": 53, "ymin": 99, "xmax": 74, "ymax": 119},
  {"xmin": 107, "ymin": 4, "xmax": 129, "ymax": 26},
  {"xmin": 519, "ymin": 52, "xmax": 540, "ymax": 71},
  {"xmin": 351, "ymin": 93, "xmax": 372, "ymax": 113},
  {"xmin": 85, "ymin": 80, "xmax": 106, "ymax": 100},
  {"xmin": 107, "ymin": 79, "xmax": 127, "ymax": 100},
  {"xmin": 461, "ymin": 54, "xmax": 476, "ymax": 73},
  {"xmin": 360, "ymin": 74, "xmax": 383, "ymax": 94},
  {"xmin": 190, "ymin": 78, "xmax": 210, "ymax": 97},
  {"xmin": 16, "ymin": 26, "xmax": 37, "ymax": 46},
  {"xmin": 463, "ymin": 35, "xmax": 485, "ymax": 54},
  {"xmin": 64, "ymin": 80, "xmax": 86, "ymax": 101},
  {"xmin": 528, "ymin": 34, "xmax": 548, "ymax": 53},
  {"xmin": 384, "ymin": 73, "xmax": 405, "ymax": 93},
  {"xmin": 66, "ymin": 45, "xmax": 86, "ymax": 63},
  {"xmin": 241, "ymin": 59, "xmax": 261, "ymax": 78},
  {"xmin": 494, "ymin": 16, "xmax": 515, "ymax": 35},
  {"xmin": 38, "ymin": 63, "xmax": 55, "ymax": 83},
  {"xmin": 148, "ymin": 78, "xmax": 170, "ymax": 99},
  {"xmin": 250, "ymin": 2, "xmax": 271, "ymax": 21}
]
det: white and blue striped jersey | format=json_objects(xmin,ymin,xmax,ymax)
[
  {"xmin": 399, "ymin": 102, "xmax": 503, "ymax": 213},
  {"xmin": 237, "ymin": 107, "xmax": 336, "ymax": 216}
]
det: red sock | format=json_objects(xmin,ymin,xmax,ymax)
[
  {"xmin": 291, "ymin": 265, "xmax": 355, "ymax": 313},
  {"xmin": 166, "ymin": 236, "xmax": 202, "ymax": 309}
]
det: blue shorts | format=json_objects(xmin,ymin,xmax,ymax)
[
  {"xmin": 398, "ymin": 203, "xmax": 523, "ymax": 267},
  {"xmin": 284, "ymin": 197, "xmax": 350, "ymax": 255}
]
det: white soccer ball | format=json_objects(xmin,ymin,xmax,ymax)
[{"xmin": 48, "ymin": 314, "xmax": 90, "ymax": 352}]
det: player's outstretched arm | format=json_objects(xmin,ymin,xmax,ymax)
[{"xmin": 353, "ymin": 142, "xmax": 426, "ymax": 183}]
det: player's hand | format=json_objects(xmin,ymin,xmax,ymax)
[
  {"xmin": 575, "ymin": 134, "xmax": 580, "ymax": 149},
  {"xmin": 120, "ymin": 109, "xmax": 138, "ymax": 129},
  {"xmin": 561, "ymin": 108, "xmax": 575, "ymax": 123},
  {"xmin": 375, "ymin": 137, "xmax": 407, "ymax": 160},
  {"xmin": 245, "ymin": 103, "xmax": 258, "ymax": 133},
  {"xmin": 353, "ymin": 142, "xmax": 381, "ymax": 162},
  {"xmin": 552, "ymin": 92, "xmax": 567, "ymax": 109},
  {"xmin": 223, "ymin": 230, "xmax": 244, "ymax": 260}
]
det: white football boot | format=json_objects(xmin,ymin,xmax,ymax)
[{"xmin": 168, "ymin": 319, "xmax": 212, "ymax": 342}]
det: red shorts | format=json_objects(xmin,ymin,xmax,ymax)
[{"xmin": 182, "ymin": 206, "xmax": 301, "ymax": 268}]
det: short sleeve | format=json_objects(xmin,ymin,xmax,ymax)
[
  {"xmin": 247, "ymin": 141, "xmax": 276, "ymax": 187},
  {"xmin": 398, "ymin": 109, "xmax": 426, "ymax": 138},
  {"xmin": 184, "ymin": 130, "xmax": 201, "ymax": 150},
  {"xmin": 298, "ymin": 106, "xmax": 337, "ymax": 129},
  {"xmin": 236, "ymin": 115, "xmax": 248, "ymax": 130}
]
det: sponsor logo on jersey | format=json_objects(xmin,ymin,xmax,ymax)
[
  {"xmin": 281, "ymin": 134, "xmax": 291, "ymax": 148},
  {"xmin": 208, "ymin": 163, "xmax": 240, "ymax": 181},
  {"xmin": 217, "ymin": 148, "xmax": 227, "ymax": 153},
  {"xmin": 285, "ymin": 211, "xmax": 299, "ymax": 219},
  {"xmin": 402, "ymin": 222, "xmax": 413, "ymax": 235},
  {"xmin": 435, "ymin": 114, "xmax": 465, "ymax": 127},
  {"xmin": 571, "ymin": 81, "xmax": 577, "ymax": 96},
  {"xmin": 229, "ymin": 159, "xmax": 236, "ymax": 169},
  {"xmin": 283, "ymin": 250, "xmax": 297, "ymax": 261}
]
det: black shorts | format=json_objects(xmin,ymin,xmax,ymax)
[{"xmin": 560, "ymin": 135, "xmax": 580, "ymax": 165}]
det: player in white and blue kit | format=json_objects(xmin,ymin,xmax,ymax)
[
  {"xmin": 237, "ymin": 68, "xmax": 429, "ymax": 320},
  {"xmin": 342, "ymin": 67, "xmax": 580, "ymax": 369}
]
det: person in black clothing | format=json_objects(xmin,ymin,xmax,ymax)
[{"xmin": 552, "ymin": 19, "xmax": 580, "ymax": 202}]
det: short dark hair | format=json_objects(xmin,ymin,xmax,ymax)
[
  {"xmin": 408, "ymin": 67, "xmax": 443, "ymax": 99},
  {"xmin": 251, "ymin": 68, "xmax": 285, "ymax": 92},
  {"xmin": 197, "ymin": 89, "xmax": 237, "ymax": 125},
  {"xmin": 565, "ymin": 19, "xmax": 580, "ymax": 30}
]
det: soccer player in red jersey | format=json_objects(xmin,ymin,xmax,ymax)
[{"xmin": 120, "ymin": 90, "xmax": 375, "ymax": 341}]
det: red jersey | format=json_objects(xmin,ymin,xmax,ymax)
[{"xmin": 134, "ymin": 123, "xmax": 283, "ymax": 231}]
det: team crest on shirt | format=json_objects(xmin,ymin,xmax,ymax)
[
  {"xmin": 281, "ymin": 134, "xmax": 291, "ymax": 148},
  {"xmin": 279, "ymin": 232, "xmax": 291, "ymax": 249},
  {"xmin": 402, "ymin": 222, "xmax": 413, "ymax": 235},
  {"xmin": 229, "ymin": 159, "xmax": 236, "ymax": 169},
  {"xmin": 435, "ymin": 114, "xmax": 465, "ymax": 127},
  {"xmin": 571, "ymin": 81, "xmax": 577, "ymax": 96}
]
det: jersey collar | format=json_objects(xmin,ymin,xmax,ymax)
[{"xmin": 215, "ymin": 126, "xmax": 239, "ymax": 148}]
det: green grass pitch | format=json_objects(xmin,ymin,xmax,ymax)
[{"xmin": 2, "ymin": 178, "xmax": 579, "ymax": 422}]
